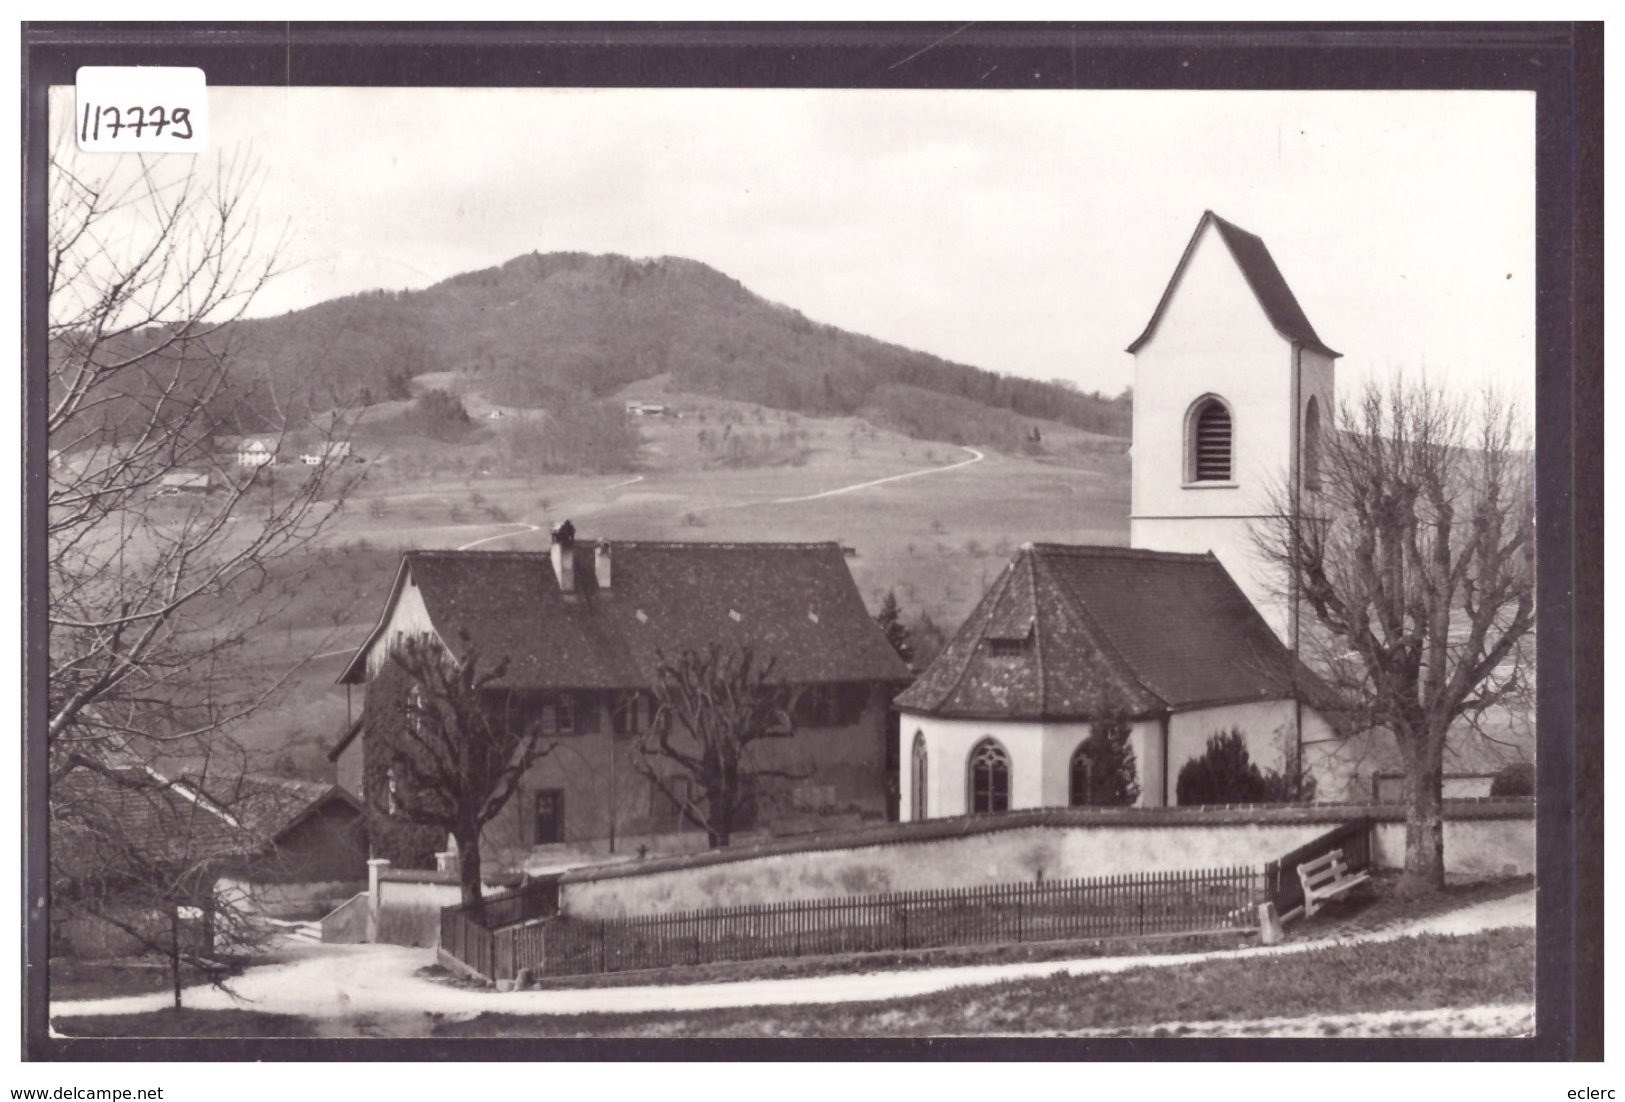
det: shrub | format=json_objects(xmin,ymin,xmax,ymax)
[
  {"xmin": 406, "ymin": 388, "xmax": 472, "ymax": 440},
  {"xmin": 1176, "ymin": 729, "xmax": 1271, "ymax": 805},
  {"xmin": 1490, "ymin": 761, "xmax": 1535, "ymax": 797}
]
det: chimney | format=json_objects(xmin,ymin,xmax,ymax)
[
  {"xmin": 550, "ymin": 520, "xmax": 577, "ymax": 594},
  {"xmin": 594, "ymin": 539, "xmax": 612, "ymax": 590}
]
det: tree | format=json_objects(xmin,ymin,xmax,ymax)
[
  {"xmin": 1490, "ymin": 761, "xmax": 1535, "ymax": 798},
  {"xmin": 874, "ymin": 589, "xmax": 915, "ymax": 667},
  {"xmin": 1176, "ymin": 729, "xmax": 1270, "ymax": 805},
  {"xmin": 1073, "ymin": 711, "xmax": 1140, "ymax": 806},
  {"xmin": 635, "ymin": 644, "xmax": 803, "ymax": 849},
  {"xmin": 1253, "ymin": 379, "xmax": 1534, "ymax": 893},
  {"xmin": 43, "ymin": 145, "xmax": 357, "ymax": 974},
  {"xmin": 384, "ymin": 633, "xmax": 555, "ymax": 914}
]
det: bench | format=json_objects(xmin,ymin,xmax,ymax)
[{"xmin": 1297, "ymin": 848, "xmax": 1371, "ymax": 918}]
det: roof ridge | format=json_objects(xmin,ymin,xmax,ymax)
[
  {"xmin": 1028, "ymin": 543, "xmax": 1214, "ymax": 562},
  {"xmin": 1027, "ymin": 551, "xmax": 1049, "ymax": 716}
]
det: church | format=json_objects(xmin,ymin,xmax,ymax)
[{"xmin": 895, "ymin": 210, "xmax": 1349, "ymax": 817}]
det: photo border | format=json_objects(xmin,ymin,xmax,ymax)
[{"xmin": 19, "ymin": 20, "xmax": 1602, "ymax": 1062}]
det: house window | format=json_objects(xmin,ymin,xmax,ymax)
[
  {"xmin": 405, "ymin": 684, "xmax": 425, "ymax": 739},
  {"xmin": 968, "ymin": 738, "xmax": 1010, "ymax": 814},
  {"xmin": 1303, "ymin": 395, "xmax": 1323, "ymax": 491},
  {"xmin": 1187, "ymin": 396, "xmax": 1234, "ymax": 483},
  {"xmin": 542, "ymin": 693, "xmax": 577, "ymax": 735},
  {"xmin": 910, "ymin": 731, "xmax": 928, "ymax": 820},
  {"xmin": 988, "ymin": 634, "xmax": 1031, "ymax": 658},
  {"xmin": 533, "ymin": 789, "xmax": 565, "ymax": 845}
]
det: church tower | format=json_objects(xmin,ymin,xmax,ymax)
[{"xmin": 1126, "ymin": 211, "xmax": 1339, "ymax": 649}]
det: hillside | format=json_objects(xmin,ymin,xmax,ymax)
[{"xmin": 219, "ymin": 252, "xmax": 1130, "ymax": 445}]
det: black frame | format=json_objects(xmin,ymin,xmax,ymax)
[{"xmin": 21, "ymin": 20, "xmax": 1600, "ymax": 1063}]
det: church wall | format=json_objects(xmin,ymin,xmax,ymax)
[
  {"xmin": 899, "ymin": 713, "xmax": 1167, "ymax": 820},
  {"xmin": 1130, "ymin": 222, "xmax": 1295, "ymax": 527},
  {"xmin": 1167, "ymin": 698, "xmax": 1297, "ymax": 804}
]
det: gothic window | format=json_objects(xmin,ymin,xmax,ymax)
[
  {"xmin": 1187, "ymin": 396, "xmax": 1234, "ymax": 483},
  {"xmin": 1303, "ymin": 396, "xmax": 1323, "ymax": 491},
  {"xmin": 405, "ymin": 684, "xmax": 425, "ymax": 738},
  {"xmin": 968, "ymin": 738, "xmax": 1011, "ymax": 814},
  {"xmin": 911, "ymin": 731, "xmax": 928, "ymax": 820}
]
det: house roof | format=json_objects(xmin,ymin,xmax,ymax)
[
  {"xmin": 895, "ymin": 543, "xmax": 1333, "ymax": 720},
  {"xmin": 181, "ymin": 773, "xmax": 363, "ymax": 842},
  {"xmin": 51, "ymin": 763, "xmax": 261, "ymax": 882},
  {"xmin": 338, "ymin": 537, "xmax": 912, "ymax": 689},
  {"xmin": 1126, "ymin": 210, "xmax": 1341, "ymax": 359}
]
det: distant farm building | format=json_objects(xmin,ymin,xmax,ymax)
[
  {"xmin": 235, "ymin": 436, "xmax": 280, "ymax": 468},
  {"xmin": 300, "ymin": 441, "xmax": 353, "ymax": 466},
  {"xmin": 157, "ymin": 470, "xmax": 213, "ymax": 496},
  {"xmin": 624, "ymin": 400, "xmax": 668, "ymax": 417}
]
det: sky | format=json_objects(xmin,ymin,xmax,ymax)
[{"xmin": 53, "ymin": 87, "xmax": 1536, "ymax": 408}]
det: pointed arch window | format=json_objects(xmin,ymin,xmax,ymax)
[
  {"xmin": 968, "ymin": 738, "xmax": 1011, "ymax": 814},
  {"xmin": 910, "ymin": 731, "xmax": 928, "ymax": 821},
  {"xmin": 1186, "ymin": 396, "xmax": 1234, "ymax": 483},
  {"xmin": 1069, "ymin": 741, "xmax": 1095, "ymax": 807},
  {"xmin": 1303, "ymin": 396, "xmax": 1323, "ymax": 491}
]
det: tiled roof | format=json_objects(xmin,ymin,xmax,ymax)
[
  {"xmin": 182, "ymin": 773, "xmax": 361, "ymax": 842},
  {"xmin": 895, "ymin": 544, "xmax": 1330, "ymax": 719},
  {"xmin": 51, "ymin": 764, "xmax": 261, "ymax": 882},
  {"xmin": 340, "ymin": 538, "xmax": 912, "ymax": 689},
  {"xmin": 1126, "ymin": 210, "xmax": 1341, "ymax": 359}
]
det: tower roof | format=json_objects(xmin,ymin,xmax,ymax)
[{"xmin": 1126, "ymin": 210, "xmax": 1341, "ymax": 359}]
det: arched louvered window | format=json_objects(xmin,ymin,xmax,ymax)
[
  {"xmin": 1188, "ymin": 397, "xmax": 1234, "ymax": 482},
  {"xmin": 911, "ymin": 731, "xmax": 928, "ymax": 821},
  {"xmin": 1303, "ymin": 396, "xmax": 1323, "ymax": 491},
  {"xmin": 968, "ymin": 738, "xmax": 1011, "ymax": 814}
]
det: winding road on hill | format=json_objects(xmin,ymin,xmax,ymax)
[{"xmin": 702, "ymin": 444, "xmax": 985, "ymax": 512}]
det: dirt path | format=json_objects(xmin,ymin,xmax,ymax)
[
  {"xmin": 50, "ymin": 889, "xmax": 1533, "ymax": 1024},
  {"xmin": 700, "ymin": 446, "xmax": 985, "ymax": 512}
]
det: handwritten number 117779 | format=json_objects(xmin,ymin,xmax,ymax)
[{"xmin": 80, "ymin": 103, "xmax": 195, "ymax": 142}]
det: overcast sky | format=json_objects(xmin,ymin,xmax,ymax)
[{"xmin": 56, "ymin": 87, "xmax": 1536, "ymax": 407}]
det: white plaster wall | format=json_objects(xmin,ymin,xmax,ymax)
[
  {"xmin": 1371, "ymin": 818, "xmax": 1535, "ymax": 879},
  {"xmin": 562, "ymin": 819, "xmax": 1333, "ymax": 919},
  {"xmin": 899, "ymin": 713, "xmax": 1166, "ymax": 819},
  {"xmin": 1168, "ymin": 699, "xmax": 1295, "ymax": 804},
  {"xmin": 364, "ymin": 565, "xmax": 440, "ymax": 678}
]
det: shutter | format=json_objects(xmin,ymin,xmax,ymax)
[{"xmin": 1194, "ymin": 402, "xmax": 1233, "ymax": 481}]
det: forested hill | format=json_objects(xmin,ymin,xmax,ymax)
[{"xmin": 228, "ymin": 252, "xmax": 1130, "ymax": 437}]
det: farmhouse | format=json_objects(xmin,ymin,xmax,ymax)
[
  {"xmin": 337, "ymin": 523, "xmax": 912, "ymax": 870},
  {"xmin": 898, "ymin": 210, "xmax": 1349, "ymax": 817},
  {"xmin": 157, "ymin": 470, "xmax": 212, "ymax": 496},
  {"xmin": 235, "ymin": 436, "xmax": 280, "ymax": 468}
]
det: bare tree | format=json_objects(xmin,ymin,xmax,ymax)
[
  {"xmin": 635, "ymin": 645, "xmax": 804, "ymax": 849},
  {"xmin": 49, "ymin": 752, "xmax": 282, "ymax": 1008},
  {"xmin": 385, "ymin": 633, "xmax": 555, "ymax": 914},
  {"xmin": 44, "ymin": 143, "xmax": 359, "ymax": 987},
  {"xmin": 1254, "ymin": 379, "xmax": 1534, "ymax": 893},
  {"xmin": 46, "ymin": 145, "xmax": 356, "ymax": 781}
]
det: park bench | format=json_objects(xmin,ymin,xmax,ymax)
[{"xmin": 1297, "ymin": 848, "xmax": 1370, "ymax": 917}]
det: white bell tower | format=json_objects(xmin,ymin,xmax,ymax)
[{"xmin": 1125, "ymin": 211, "xmax": 1339, "ymax": 649}]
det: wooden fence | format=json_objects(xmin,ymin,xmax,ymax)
[
  {"xmin": 1262, "ymin": 818, "xmax": 1373, "ymax": 918},
  {"xmin": 448, "ymin": 865, "xmax": 1261, "ymax": 983}
]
